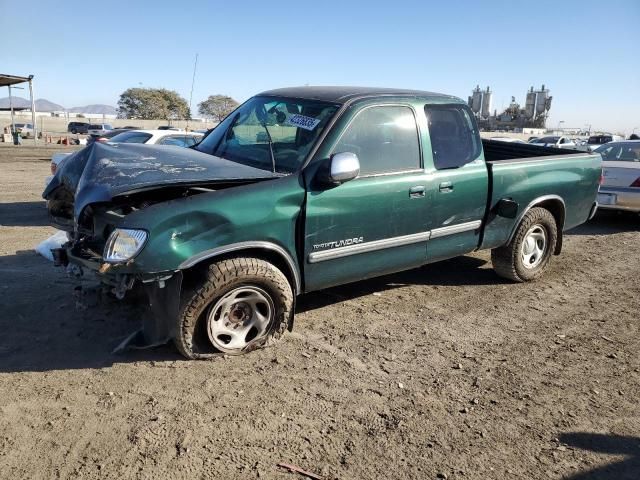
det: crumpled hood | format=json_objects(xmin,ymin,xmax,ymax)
[{"xmin": 43, "ymin": 142, "xmax": 278, "ymax": 218}]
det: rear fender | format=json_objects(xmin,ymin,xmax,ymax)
[{"xmin": 508, "ymin": 195, "xmax": 566, "ymax": 255}]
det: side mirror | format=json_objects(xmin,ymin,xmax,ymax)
[{"xmin": 326, "ymin": 152, "xmax": 360, "ymax": 184}]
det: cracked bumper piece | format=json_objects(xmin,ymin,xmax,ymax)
[{"xmin": 113, "ymin": 271, "xmax": 183, "ymax": 352}]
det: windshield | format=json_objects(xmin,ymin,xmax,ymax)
[
  {"xmin": 595, "ymin": 142, "xmax": 640, "ymax": 162},
  {"xmin": 533, "ymin": 136, "xmax": 560, "ymax": 143},
  {"xmin": 195, "ymin": 95, "xmax": 339, "ymax": 174}
]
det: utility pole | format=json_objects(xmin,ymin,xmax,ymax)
[
  {"xmin": 28, "ymin": 75, "xmax": 37, "ymax": 144},
  {"xmin": 187, "ymin": 53, "xmax": 198, "ymax": 131},
  {"xmin": 8, "ymin": 85, "xmax": 15, "ymax": 137}
]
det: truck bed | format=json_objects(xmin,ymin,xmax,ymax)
[
  {"xmin": 482, "ymin": 139, "xmax": 577, "ymax": 161},
  {"xmin": 479, "ymin": 140, "xmax": 601, "ymax": 251}
]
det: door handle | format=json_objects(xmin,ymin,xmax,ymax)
[
  {"xmin": 439, "ymin": 181, "xmax": 454, "ymax": 193},
  {"xmin": 409, "ymin": 185, "xmax": 425, "ymax": 198}
]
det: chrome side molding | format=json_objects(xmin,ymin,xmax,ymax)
[
  {"xmin": 308, "ymin": 231, "xmax": 431, "ymax": 264},
  {"xmin": 308, "ymin": 219, "xmax": 482, "ymax": 263},
  {"xmin": 430, "ymin": 220, "xmax": 482, "ymax": 239}
]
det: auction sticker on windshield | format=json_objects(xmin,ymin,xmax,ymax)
[{"xmin": 286, "ymin": 114, "xmax": 321, "ymax": 131}]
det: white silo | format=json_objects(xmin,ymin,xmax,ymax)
[
  {"xmin": 481, "ymin": 86, "xmax": 492, "ymax": 118},
  {"xmin": 535, "ymin": 84, "xmax": 550, "ymax": 116},
  {"xmin": 469, "ymin": 85, "xmax": 483, "ymax": 114},
  {"xmin": 525, "ymin": 86, "xmax": 537, "ymax": 119}
]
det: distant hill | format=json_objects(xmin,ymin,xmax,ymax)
[
  {"xmin": 69, "ymin": 104, "xmax": 117, "ymax": 115},
  {"xmin": 0, "ymin": 97, "xmax": 31, "ymax": 109},
  {"xmin": 35, "ymin": 99, "xmax": 65, "ymax": 111},
  {"xmin": 0, "ymin": 97, "xmax": 115, "ymax": 114}
]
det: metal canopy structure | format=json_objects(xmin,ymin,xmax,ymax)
[{"xmin": 1, "ymin": 73, "xmax": 37, "ymax": 144}]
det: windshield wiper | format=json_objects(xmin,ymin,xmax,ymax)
[{"xmin": 258, "ymin": 120, "xmax": 276, "ymax": 173}]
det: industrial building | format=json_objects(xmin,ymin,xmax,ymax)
[{"xmin": 469, "ymin": 84, "xmax": 552, "ymax": 131}]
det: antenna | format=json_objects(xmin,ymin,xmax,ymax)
[{"xmin": 187, "ymin": 53, "xmax": 198, "ymax": 131}]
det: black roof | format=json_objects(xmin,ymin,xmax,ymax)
[{"xmin": 258, "ymin": 86, "xmax": 460, "ymax": 104}]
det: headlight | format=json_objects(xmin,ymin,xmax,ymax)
[{"xmin": 103, "ymin": 228, "xmax": 148, "ymax": 263}]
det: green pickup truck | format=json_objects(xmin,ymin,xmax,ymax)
[{"xmin": 44, "ymin": 87, "xmax": 601, "ymax": 358}]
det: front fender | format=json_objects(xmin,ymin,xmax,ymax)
[{"xmin": 117, "ymin": 174, "xmax": 306, "ymax": 278}]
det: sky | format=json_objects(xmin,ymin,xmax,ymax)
[{"xmin": 1, "ymin": 0, "xmax": 638, "ymax": 134}]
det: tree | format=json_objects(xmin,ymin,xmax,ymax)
[
  {"xmin": 117, "ymin": 88, "xmax": 190, "ymax": 120},
  {"xmin": 198, "ymin": 95, "xmax": 239, "ymax": 122}
]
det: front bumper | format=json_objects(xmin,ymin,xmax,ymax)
[
  {"xmin": 59, "ymin": 244, "xmax": 173, "ymax": 289},
  {"xmin": 597, "ymin": 188, "xmax": 640, "ymax": 213},
  {"xmin": 55, "ymin": 244, "xmax": 182, "ymax": 351}
]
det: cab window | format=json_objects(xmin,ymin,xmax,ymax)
[
  {"xmin": 332, "ymin": 105, "xmax": 420, "ymax": 175},
  {"xmin": 425, "ymin": 105, "xmax": 481, "ymax": 170}
]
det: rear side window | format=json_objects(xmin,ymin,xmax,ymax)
[
  {"xmin": 425, "ymin": 105, "xmax": 481, "ymax": 170},
  {"xmin": 596, "ymin": 143, "xmax": 640, "ymax": 162},
  {"xmin": 333, "ymin": 105, "xmax": 420, "ymax": 175},
  {"xmin": 589, "ymin": 135, "xmax": 612, "ymax": 144},
  {"xmin": 108, "ymin": 131, "xmax": 153, "ymax": 144},
  {"xmin": 160, "ymin": 135, "xmax": 189, "ymax": 147}
]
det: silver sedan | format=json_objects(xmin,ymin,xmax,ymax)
[{"xmin": 596, "ymin": 141, "xmax": 640, "ymax": 212}]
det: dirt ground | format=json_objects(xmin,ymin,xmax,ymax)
[{"xmin": 0, "ymin": 146, "xmax": 638, "ymax": 480}]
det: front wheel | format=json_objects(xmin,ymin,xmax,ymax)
[
  {"xmin": 491, "ymin": 207, "xmax": 558, "ymax": 282},
  {"xmin": 175, "ymin": 257, "xmax": 294, "ymax": 359}
]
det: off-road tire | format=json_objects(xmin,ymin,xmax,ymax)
[
  {"xmin": 175, "ymin": 257, "xmax": 293, "ymax": 359},
  {"xmin": 491, "ymin": 207, "xmax": 558, "ymax": 282}
]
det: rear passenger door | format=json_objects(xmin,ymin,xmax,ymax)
[
  {"xmin": 303, "ymin": 104, "xmax": 430, "ymax": 291},
  {"xmin": 423, "ymin": 104, "xmax": 488, "ymax": 262}
]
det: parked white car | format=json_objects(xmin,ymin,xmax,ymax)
[
  {"xmin": 579, "ymin": 134, "xmax": 624, "ymax": 152},
  {"xmin": 596, "ymin": 140, "xmax": 640, "ymax": 212},
  {"xmin": 44, "ymin": 130, "xmax": 204, "ymax": 187},
  {"xmin": 529, "ymin": 136, "xmax": 576, "ymax": 149},
  {"xmin": 44, "ymin": 152, "xmax": 74, "ymax": 187},
  {"xmin": 87, "ymin": 123, "xmax": 114, "ymax": 136},
  {"xmin": 104, "ymin": 129, "xmax": 203, "ymax": 146},
  {"xmin": 489, "ymin": 136, "xmax": 526, "ymax": 143},
  {"xmin": 7, "ymin": 123, "xmax": 35, "ymax": 138},
  {"xmin": 157, "ymin": 126, "xmax": 184, "ymax": 131}
]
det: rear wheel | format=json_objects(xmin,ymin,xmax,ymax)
[
  {"xmin": 491, "ymin": 207, "xmax": 557, "ymax": 282},
  {"xmin": 175, "ymin": 257, "xmax": 293, "ymax": 359}
]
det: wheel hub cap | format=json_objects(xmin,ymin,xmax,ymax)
[
  {"xmin": 207, "ymin": 286, "xmax": 274, "ymax": 353},
  {"xmin": 521, "ymin": 225, "xmax": 547, "ymax": 269},
  {"xmin": 228, "ymin": 303, "xmax": 251, "ymax": 326}
]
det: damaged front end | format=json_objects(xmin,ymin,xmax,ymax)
[
  {"xmin": 43, "ymin": 142, "xmax": 280, "ymax": 350},
  {"xmin": 47, "ymin": 191, "xmax": 192, "ymax": 350}
]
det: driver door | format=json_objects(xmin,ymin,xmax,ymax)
[{"xmin": 303, "ymin": 105, "xmax": 430, "ymax": 291}]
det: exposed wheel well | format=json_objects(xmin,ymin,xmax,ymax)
[{"xmin": 179, "ymin": 248, "xmax": 300, "ymax": 296}]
